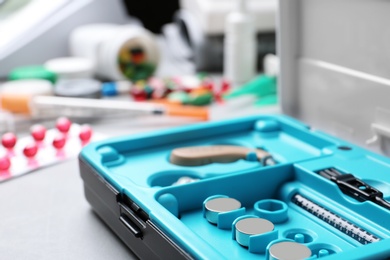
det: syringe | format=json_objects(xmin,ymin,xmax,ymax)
[{"xmin": 0, "ymin": 95, "xmax": 209, "ymax": 120}]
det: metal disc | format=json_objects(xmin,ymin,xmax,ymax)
[
  {"xmin": 204, "ymin": 197, "xmax": 241, "ymax": 213},
  {"xmin": 235, "ymin": 218, "xmax": 274, "ymax": 235},
  {"xmin": 269, "ymin": 241, "xmax": 311, "ymax": 260}
]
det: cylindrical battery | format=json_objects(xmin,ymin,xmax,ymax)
[
  {"xmin": 204, "ymin": 197, "xmax": 241, "ymax": 224},
  {"xmin": 235, "ymin": 217, "xmax": 274, "ymax": 247},
  {"xmin": 268, "ymin": 241, "xmax": 311, "ymax": 260}
]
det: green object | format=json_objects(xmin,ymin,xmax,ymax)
[
  {"xmin": 188, "ymin": 92, "xmax": 214, "ymax": 106},
  {"xmin": 8, "ymin": 66, "xmax": 58, "ymax": 83},
  {"xmin": 255, "ymin": 94, "xmax": 278, "ymax": 107},
  {"xmin": 144, "ymin": 85, "xmax": 154, "ymax": 99},
  {"xmin": 167, "ymin": 91, "xmax": 191, "ymax": 103},
  {"xmin": 224, "ymin": 75, "xmax": 276, "ymax": 99},
  {"xmin": 197, "ymin": 72, "xmax": 208, "ymax": 80},
  {"xmin": 122, "ymin": 62, "xmax": 156, "ymax": 81},
  {"xmin": 165, "ymin": 79, "xmax": 178, "ymax": 91},
  {"xmin": 168, "ymin": 91, "xmax": 213, "ymax": 106}
]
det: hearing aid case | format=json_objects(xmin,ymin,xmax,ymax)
[
  {"xmin": 79, "ymin": 1, "xmax": 390, "ymax": 258},
  {"xmin": 79, "ymin": 115, "xmax": 390, "ymax": 259}
]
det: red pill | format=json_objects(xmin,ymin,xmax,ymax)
[
  {"xmin": 56, "ymin": 117, "xmax": 72, "ymax": 133},
  {"xmin": 1, "ymin": 132, "xmax": 17, "ymax": 149},
  {"xmin": 31, "ymin": 124, "xmax": 47, "ymax": 141},
  {"xmin": 23, "ymin": 143, "xmax": 38, "ymax": 158},
  {"xmin": 0, "ymin": 156, "xmax": 11, "ymax": 170},
  {"xmin": 214, "ymin": 93, "xmax": 224, "ymax": 104},
  {"xmin": 221, "ymin": 79, "xmax": 231, "ymax": 93},
  {"xmin": 203, "ymin": 80, "xmax": 214, "ymax": 91},
  {"xmin": 130, "ymin": 87, "xmax": 148, "ymax": 101},
  {"xmin": 53, "ymin": 133, "xmax": 66, "ymax": 149},
  {"xmin": 79, "ymin": 125, "xmax": 93, "ymax": 142}
]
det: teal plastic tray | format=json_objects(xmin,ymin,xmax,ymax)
[{"xmin": 79, "ymin": 115, "xmax": 390, "ymax": 259}]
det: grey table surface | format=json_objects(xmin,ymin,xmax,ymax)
[
  {"xmin": 0, "ymin": 101, "xmax": 279, "ymax": 260},
  {"xmin": 0, "ymin": 36, "xmax": 279, "ymax": 259}
]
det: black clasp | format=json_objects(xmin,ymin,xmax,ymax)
[
  {"xmin": 316, "ymin": 168, "xmax": 390, "ymax": 210},
  {"xmin": 331, "ymin": 174, "xmax": 382, "ymax": 202}
]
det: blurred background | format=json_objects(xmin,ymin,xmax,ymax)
[
  {"xmin": 0, "ymin": 1, "xmax": 280, "ymax": 258},
  {"xmin": 3, "ymin": 1, "xmax": 390, "ymax": 259},
  {"xmin": 0, "ymin": 0, "xmax": 279, "ymax": 133}
]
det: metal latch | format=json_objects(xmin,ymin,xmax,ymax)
[{"xmin": 119, "ymin": 202, "xmax": 146, "ymax": 239}]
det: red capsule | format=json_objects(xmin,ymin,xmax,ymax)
[
  {"xmin": 221, "ymin": 79, "xmax": 231, "ymax": 93},
  {"xmin": 52, "ymin": 133, "xmax": 66, "ymax": 149},
  {"xmin": 0, "ymin": 156, "xmax": 11, "ymax": 170},
  {"xmin": 31, "ymin": 124, "xmax": 47, "ymax": 141},
  {"xmin": 1, "ymin": 132, "xmax": 17, "ymax": 149},
  {"xmin": 23, "ymin": 143, "xmax": 38, "ymax": 158},
  {"xmin": 79, "ymin": 125, "xmax": 93, "ymax": 142},
  {"xmin": 130, "ymin": 87, "xmax": 148, "ymax": 101},
  {"xmin": 203, "ymin": 80, "xmax": 214, "ymax": 91},
  {"xmin": 56, "ymin": 117, "xmax": 72, "ymax": 133}
]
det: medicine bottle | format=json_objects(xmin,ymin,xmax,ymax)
[
  {"xmin": 223, "ymin": 0, "xmax": 256, "ymax": 86},
  {"xmin": 70, "ymin": 24, "xmax": 159, "ymax": 81}
]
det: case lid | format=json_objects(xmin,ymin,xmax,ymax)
[{"xmin": 278, "ymin": 0, "xmax": 390, "ymax": 155}]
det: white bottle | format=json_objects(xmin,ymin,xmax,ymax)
[
  {"xmin": 69, "ymin": 24, "xmax": 160, "ymax": 81},
  {"xmin": 223, "ymin": 0, "xmax": 257, "ymax": 86}
]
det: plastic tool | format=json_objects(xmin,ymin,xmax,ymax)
[
  {"xmin": 316, "ymin": 167, "xmax": 390, "ymax": 210},
  {"xmin": 292, "ymin": 193, "xmax": 380, "ymax": 244},
  {"xmin": 170, "ymin": 145, "xmax": 276, "ymax": 166},
  {"xmin": 0, "ymin": 95, "xmax": 209, "ymax": 121}
]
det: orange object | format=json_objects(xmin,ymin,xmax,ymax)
[
  {"xmin": 0, "ymin": 94, "xmax": 31, "ymax": 114},
  {"xmin": 149, "ymin": 99, "xmax": 182, "ymax": 106},
  {"xmin": 0, "ymin": 94, "xmax": 209, "ymax": 121},
  {"xmin": 165, "ymin": 104, "xmax": 209, "ymax": 121},
  {"xmin": 150, "ymin": 99, "xmax": 209, "ymax": 120},
  {"xmin": 190, "ymin": 88, "xmax": 211, "ymax": 96}
]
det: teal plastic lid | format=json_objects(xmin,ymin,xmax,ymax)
[{"xmin": 8, "ymin": 66, "xmax": 58, "ymax": 83}]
